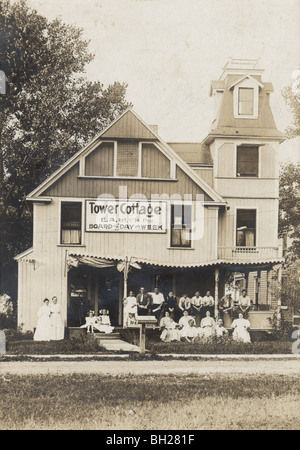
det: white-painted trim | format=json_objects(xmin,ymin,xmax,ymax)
[
  {"xmin": 215, "ymin": 208, "xmax": 219, "ymax": 260},
  {"xmin": 138, "ymin": 142, "xmax": 142, "ymax": 177},
  {"xmin": 14, "ymin": 247, "xmax": 34, "ymax": 261},
  {"xmin": 78, "ymin": 176, "xmax": 178, "ymax": 182},
  {"xmin": 258, "ymin": 145, "xmax": 262, "ymax": 178},
  {"xmin": 229, "ymin": 74, "xmax": 264, "ymax": 90},
  {"xmin": 113, "ymin": 141, "xmax": 117, "ymax": 177},
  {"xmin": 26, "ymin": 197, "xmax": 52, "ymax": 203}
]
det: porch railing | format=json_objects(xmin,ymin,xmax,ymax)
[{"xmin": 218, "ymin": 246, "xmax": 281, "ymax": 262}]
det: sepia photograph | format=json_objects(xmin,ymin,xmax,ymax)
[{"xmin": 0, "ymin": 0, "xmax": 300, "ymax": 434}]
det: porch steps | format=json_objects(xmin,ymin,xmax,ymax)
[{"xmin": 92, "ymin": 332, "xmax": 141, "ymax": 353}]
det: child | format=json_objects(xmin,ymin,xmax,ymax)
[
  {"xmin": 80, "ymin": 310, "xmax": 96, "ymax": 333},
  {"xmin": 94, "ymin": 309, "xmax": 114, "ymax": 334}
]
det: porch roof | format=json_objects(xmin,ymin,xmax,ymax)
[{"xmin": 67, "ymin": 252, "xmax": 283, "ymax": 270}]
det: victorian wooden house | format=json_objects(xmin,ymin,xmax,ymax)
[{"xmin": 15, "ymin": 59, "xmax": 284, "ymax": 332}]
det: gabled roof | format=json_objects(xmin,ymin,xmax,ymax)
[
  {"xmin": 101, "ymin": 109, "xmax": 158, "ymax": 140},
  {"xmin": 228, "ymin": 74, "xmax": 264, "ymax": 90},
  {"xmin": 168, "ymin": 143, "xmax": 213, "ymax": 165},
  {"xmin": 27, "ymin": 108, "xmax": 225, "ymax": 205}
]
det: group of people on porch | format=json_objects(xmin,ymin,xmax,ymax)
[{"xmin": 123, "ymin": 286, "xmax": 252, "ymax": 343}]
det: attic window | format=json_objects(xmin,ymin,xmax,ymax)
[
  {"xmin": 116, "ymin": 141, "xmax": 139, "ymax": 177},
  {"xmin": 238, "ymin": 88, "xmax": 254, "ymax": 115}
]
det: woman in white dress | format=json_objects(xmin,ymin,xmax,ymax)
[
  {"xmin": 200, "ymin": 311, "xmax": 215, "ymax": 339},
  {"xmin": 33, "ymin": 298, "xmax": 51, "ymax": 341},
  {"xmin": 231, "ymin": 313, "xmax": 251, "ymax": 343},
  {"xmin": 160, "ymin": 313, "xmax": 181, "ymax": 342},
  {"xmin": 50, "ymin": 296, "xmax": 64, "ymax": 340},
  {"xmin": 181, "ymin": 319, "xmax": 199, "ymax": 343}
]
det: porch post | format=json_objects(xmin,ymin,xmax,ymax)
[
  {"xmin": 214, "ymin": 267, "xmax": 219, "ymax": 319},
  {"xmin": 256, "ymin": 269, "xmax": 261, "ymax": 307},
  {"xmin": 123, "ymin": 257, "xmax": 129, "ymax": 299},
  {"xmin": 87, "ymin": 273, "xmax": 92, "ymax": 306},
  {"xmin": 94, "ymin": 276, "xmax": 99, "ymax": 316},
  {"xmin": 277, "ymin": 265, "xmax": 282, "ymax": 308},
  {"xmin": 267, "ymin": 269, "xmax": 272, "ymax": 307}
]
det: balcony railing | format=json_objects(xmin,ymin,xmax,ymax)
[{"xmin": 218, "ymin": 246, "xmax": 282, "ymax": 262}]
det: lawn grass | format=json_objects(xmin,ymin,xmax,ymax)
[{"xmin": 0, "ymin": 373, "xmax": 300, "ymax": 430}]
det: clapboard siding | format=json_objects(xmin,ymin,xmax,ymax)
[
  {"xmin": 44, "ymin": 163, "xmax": 212, "ymax": 201},
  {"xmin": 260, "ymin": 144, "xmax": 276, "ymax": 178},
  {"xmin": 33, "ymin": 197, "xmax": 218, "ymax": 266},
  {"xmin": 193, "ymin": 168, "xmax": 213, "ymax": 187},
  {"xmin": 101, "ymin": 110, "xmax": 157, "ymax": 140},
  {"xmin": 142, "ymin": 143, "xmax": 170, "ymax": 178},
  {"xmin": 218, "ymin": 143, "xmax": 235, "ymax": 177},
  {"xmin": 218, "ymin": 197, "xmax": 279, "ymax": 248},
  {"xmin": 85, "ymin": 143, "xmax": 114, "ymax": 176}
]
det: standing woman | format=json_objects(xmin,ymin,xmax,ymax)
[
  {"xmin": 33, "ymin": 298, "xmax": 51, "ymax": 341},
  {"xmin": 50, "ymin": 296, "xmax": 65, "ymax": 340}
]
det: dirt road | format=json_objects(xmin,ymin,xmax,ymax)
[{"xmin": 1, "ymin": 358, "xmax": 300, "ymax": 376}]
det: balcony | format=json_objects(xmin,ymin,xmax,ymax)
[{"xmin": 218, "ymin": 246, "xmax": 282, "ymax": 263}]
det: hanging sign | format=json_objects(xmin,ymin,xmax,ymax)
[{"xmin": 86, "ymin": 200, "xmax": 167, "ymax": 233}]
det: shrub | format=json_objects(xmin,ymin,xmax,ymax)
[{"xmin": 6, "ymin": 334, "xmax": 106, "ymax": 354}]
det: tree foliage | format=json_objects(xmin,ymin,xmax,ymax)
[
  {"xmin": 282, "ymin": 73, "xmax": 300, "ymax": 138},
  {"xmin": 0, "ymin": 0, "xmax": 131, "ymax": 295},
  {"xmin": 279, "ymin": 162, "xmax": 300, "ymax": 259}
]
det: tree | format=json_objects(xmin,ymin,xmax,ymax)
[
  {"xmin": 0, "ymin": 0, "xmax": 131, "ymax": 296},
  {"xmin": 279, "ymin": 162, "xmax": 300, "ymax": 259},
  {"xmin": 282, "ymin": 72, "xmax": 300, "ymax": 139}
]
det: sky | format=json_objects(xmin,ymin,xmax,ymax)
[{"xmin": 26, "ymin": 0, "xmax": 300, "ymax": 163}]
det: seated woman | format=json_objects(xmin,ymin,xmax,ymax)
[
  {"xmin": 160, "ymin": 311, "xmax": 172, "ymax": 329},
  {"xmin": 200, "ymin": 311, "xmax": 216, "ymax": 339},
  {"xmin": 94, "ymin": 309, "xmax": 114, "ymax": 334},
  {"xmin": 180, "ymin": 318, "xmax": 199, "ymax": 343},
  {"xmin": 231, "ymin": 313, "xmax": 251, "ymax": 343},
  {"xmin": 160, "ymin": 314, "xmax": 181, "ymax": 342},
  {"xmin": 178, "ymin": 310, "xmax": 195, "ymax": 328},
  {"xmin": 80, "ymin": 310, "xmax": 97, "ymax": 333}
]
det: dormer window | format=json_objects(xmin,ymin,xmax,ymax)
[
  {"xmin": 238, "ymin": 88, "xmax": 254, "ymax": 115},
  {"xmin": 230, "ymin": 75, "xmax": 263, "ymax": 119}
]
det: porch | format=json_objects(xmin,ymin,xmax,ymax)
[
  {"xmin": 66, "ymin": 252, "xmax": 283, "ymax": 331},
  {"xmin": 218, "ymin": 246, "xmax": 282, "ymax": 262}
]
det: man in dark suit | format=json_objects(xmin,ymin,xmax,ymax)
[{"xmin": 136, "ymin": 287, "xmax": 151, "ymax": 316}]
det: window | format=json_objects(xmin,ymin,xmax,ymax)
[
  {"xmin": 238, "ymin": 87, "xmax": 254, "ymax": 115},
  {"xmin": 116, "ymin": 141, "xmax": 139, "ymax": 177},
  {"xmin": 61, "ymin": 202, "xmax": 82, "ymax": 244},
  {"xmin": 236, "ymin": 146, "xmax": 258, "ymax": 177},
  {"xmin": 171, "ymin": 204, "xmax": 192, "ymax": 248},
  {"xmin": 236, "ymin": 209, "xmax": 256, "ymax": 247}
]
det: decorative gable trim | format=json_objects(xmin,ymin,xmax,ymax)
[
  {"xmin": 26, "ymin": 108, "xmax": 225, "ymax": 205},
  {"xmin": 229, "ymin": 74, "xmax": 264, "ymax": 90}
]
